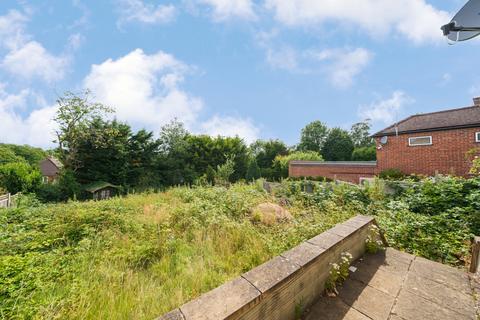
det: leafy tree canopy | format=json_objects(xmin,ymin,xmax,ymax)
[
  {"xmin": 321, "ymin": 128, "xmax": 354, "ymax": 161},
  {"xmin": 0, "ymin": 162, "xmax": 42, "ymax": 194},
  {"xmin": 298, "ymin": 121, "xmax": 329, "ymax": 153},
  {"xmin": 0, "ymin": 144, "xmax": 47, "ymax": 166},
  {"xmin": 298, "ymin": 120, "xmax": 329, "ymax": 152},
  {"xmin": 54, "ymin": 90, "xmax": 113, "ymax": 171},
  {"xmin": 350, "ymin": 120, "xmax": 374, "ymax": 148},
  {"xmin": 249, "ymin": 139, "xmax": 288, "ymax": 169}
]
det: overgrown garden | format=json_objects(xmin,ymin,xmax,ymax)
[{"xmin": 1, "ymin": 175, "xmax": 478, "ymax": 319}]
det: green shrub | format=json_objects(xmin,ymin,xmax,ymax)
[
  {"xmin": 0, "ymin": 162, "xmax": 42, "ymax": 194},
  {"xmin": 352, "ymin": 146, "xmax": 376, "ymax": 161},
  {"xmin": 272, "ymin": 151, "xmax": 323, "ymax": 179},
  {"xmin": 379, "ymin": 168, "xmax": 405, "ymax": 180}
]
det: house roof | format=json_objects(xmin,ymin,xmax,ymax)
[
  {"xmin": 84, "ymin": 181, "xmax": 120, "ymax": 193},
  {"xmin": 372, "ymin": 105, "xmax": 480, "ymax": 137},
  {"xmin": 47, "ymin": 156, "xmax": 63, "ymax": 169}
]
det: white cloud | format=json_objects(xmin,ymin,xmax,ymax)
[
  {"xmin": 67, "ymin": 33, "xmax": 85, "ymax": 51},
  {"xmin": 200, "ymin": 115, "xmax": 259, "ymax": 143},
  {"xmin": 265, "ymin": 46, "xmax": 299, "ymax": 72},
  {"xmin": 0, "ymin": 84, "xmax": 57, "ymax": 147},
  {"xmin": 308, "ymin": 48, "xmax": 372, "ymax": 88},
  {"xmin": 257, "ymin": 32, "xmax": 372, "ymax": 87},
  {"xmin": 3, "ymin": 42, "xmax": 68, "ymax": 83},
  {"xmin": 359, "ymin": 91, "xmax": 414, "ymax": 124},
  {"xmin": 84, "ymin": 49, "xmax": 202, "ymax": 130},
  {"xmin": 265, "ymin": 0, "xmax": 450, "ymax": 44},
  {"xmin": 84, "ymin": 49, "xmax": 260, "ymax": 142},
  {"xmin": 117, "ymin": 0, "xmax": 176, "ymax": 26},
  {"xmin": 0, "ymin": 10, "xmax": 70, "ymax": 82},
  {"xmin": 197, "ymin": 0, "xmax": 256, "ymax": 21},
  {"xmin": 0, "ymin": 48, "xmax": 260, "ymax": 147}
]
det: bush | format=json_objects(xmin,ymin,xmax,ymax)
[
  {"xmin": 379, "ymin": 168, "xmax": 405, "ymax": 180},
  {"xmin": 352, "ymin": 146, "xmax": 376, "ymax": 161},
  {"xmin": 0, "ymin": 162, "xmax": 42, "ymax": 194},
  {"xmin": 272, "ymin": 151, "xmax": 323, "ymax": 180}
]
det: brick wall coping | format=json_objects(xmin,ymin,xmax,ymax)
[
  {"xmin": 290, "ymin": 161, "xmax": 377, "ymax": 167},
  {"xmin": 157, "ymin": 215, "xmax": 381, "ymax": 320}
]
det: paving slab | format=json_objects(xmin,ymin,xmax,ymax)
[
  {"xmin": 404, "ymin": 273, "xmax": 475, "ymax": 318},
  {"xmin": 338, "ymin": 279, "xmax": 395, "ymax": 320},
  {"xmin": 305, "ymin": 296, "xmax": 370, "ymax": 320},
  {"xmin": 304, "ymin": 249, "xmax": 475, "ymax": 320},
  {"xmin": 392, "ymin": 289, "xmax": 474, "ymax": 320},
  {"xmin": 409, "ymin": 257, "xmax": 471, "ymax": 294},
  {"xmin": 349, "ymin": 264, "xmax": 403, "ymax": 297}
]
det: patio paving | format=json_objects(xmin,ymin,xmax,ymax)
[{"xmin": 305, "ymin": 248, "xmax": 477, "ymax": 320}]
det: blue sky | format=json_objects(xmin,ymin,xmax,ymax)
[{"xmin": 0, "ymin": 0, "xmax": 479, "ymax": 148}]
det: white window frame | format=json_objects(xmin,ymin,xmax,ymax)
[
  {"xmin": 476, "ymin": 132, "xmax": 480, "ymax": 143},
  {"xmin": 408, "ymin": 136, "xmax": 432, "ymax": 146}
]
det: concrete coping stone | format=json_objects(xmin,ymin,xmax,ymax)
[
  {"xmin": 180, "ymin": 276, "xmax": 261, "ymax": 320},
  {"xmin": 157, "ymin": 215, "xmax": 376, "ymax": 320},
  {"xmin": 281, "ymin": 241, "xmax": 327, "ymax": 268},
  {"xmin": 242, "ymin": 256, "xmax": 300, "ymax": 293},
  {"xmin": 156, "ymin": 309, "xmax": 185, "ymax": 320}
]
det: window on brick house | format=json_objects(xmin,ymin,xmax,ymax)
[
  {"xmin": 476, "ymin": 132, "xmax": 480, "ymax": 143},
  {"xmin": 408, "ymin": 136, "xmax": 432, "ymax": 146}
]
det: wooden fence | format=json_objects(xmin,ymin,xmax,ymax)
[{"xmin": 0, "ymin": 193, "xmax": 20, "ymax": 209}]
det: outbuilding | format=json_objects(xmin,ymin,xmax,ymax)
[{"xmin": 84, "ymin": 182, "xmax": 120, "ymax": 200}]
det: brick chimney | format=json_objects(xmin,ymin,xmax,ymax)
[{"xmin": 474, "ymin": 97, "xmax": 480, "ymax": 106}]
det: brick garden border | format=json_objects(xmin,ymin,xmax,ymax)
[{"xmin": 157, "ymin": 215, "xmax": 383, "ymax": 320}]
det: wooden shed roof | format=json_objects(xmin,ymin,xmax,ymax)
[{"xmin": 84, "ymin": 181, "xmax": 120, "ymax": 193}]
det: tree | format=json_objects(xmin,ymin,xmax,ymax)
[
  {"xmin": 352, "ymin": 146, "xmax": 377, "ymax": 161},
  {"xmin": 158, "ymin": 119, "xmax": 189, "ymax": 154},
  {"xmin": 0, "ymin": 144, "xmax": 46, "ymax": 166},
  {"xmin": 0, "ymin": 146, "xmax": 25, "ymax": 165},
  {"xmin": 246, "ymin": 159, "xmax": 261, "ymax": 181},
  {"xmin": 298, "ymin": 121, "xmax": 329, "ymax": 153},
  {"xmin": 127, "ymin": 130, "xmax": 161, "ymax": 188},
  {"xmin": 183, "ymin": 135, "xmax": 248, "ymax": 183},
  {"xmin": 74, "ymin": 118, "xmax": 131, "ymax": 186},
  {"xmin": 250, "ymin": 139, "xmax": 288, "ymax": 168},
  {"xmin": 350, "ymin": 120, "xmax": 374, "ymax": 148},
  {"xmin": 54, "ymin": 90, "xmax": 113, "ymax": 171},
  {"xmin": 214, "ymin": 156, "xmax": 235, "ymax": 186},
  {"xmin": 157, "ymin": 120, "xmax": 195, "ymax": 186},
  {"xmin": 321, "ymin": 128, "xmax": 354, "ymax": 161},
  {"xmin": 0, "ymin": 162, "xmax": 42, "ymax": 194}
]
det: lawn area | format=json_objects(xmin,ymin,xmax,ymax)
[{"xmin": 1, "ymin": 177, "xmax": 478, "ymax": 319}]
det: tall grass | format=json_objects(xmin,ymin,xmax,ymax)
[{"xmin": 0, "ymin": 183, "xmax": 360, "ymax": 319}]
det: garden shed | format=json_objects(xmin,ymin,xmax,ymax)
[{"xmin": 84, "ymin": 182, "xmax": 120, "ymax": 200}]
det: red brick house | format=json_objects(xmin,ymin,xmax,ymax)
[{"xmin": 289, "ymin": 97, "xmax": 480, "ymax": 183}]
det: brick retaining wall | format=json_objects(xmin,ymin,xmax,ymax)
[{"xmin": 157, "ymin": 215, "xmax": 380, "ymax": 320}]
